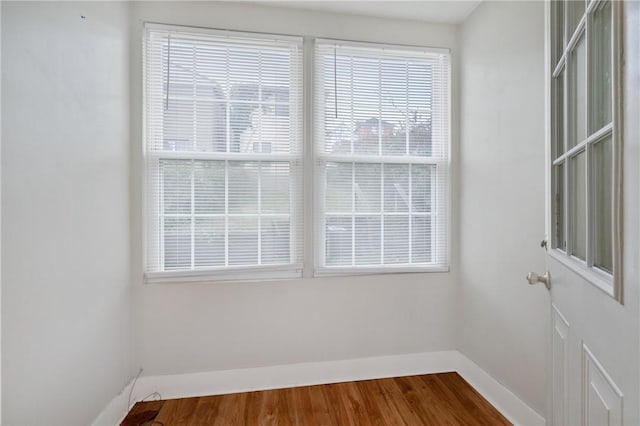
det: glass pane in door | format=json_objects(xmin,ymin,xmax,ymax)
[
  {"xmin": 552, "ymin": 0, "xmax": 565, "ymax": 67},
  {"xmin": 553, "ymin": 74, "xmax": 565, "ymax": 158},
  {"xmin": 568, "ymin": 35, "xmax": 586, "ymax": 148},
  {"xmin": 554, "ymin": 163, "xmax": 566, "ymax": 250},
  {"xmin": 567, "ymin": 0, "xmax": 585, "ymax": 40},
  {"xmin": 592, "ymin": 136, "xmax": 613, "ymax": 272},
  {"xmin": 589, "ymin": 0, "xmax": 612, "ymax": 133},
  {"xmin": 570, "ymin": 151, "xmax": 586, "ymax": 260}
]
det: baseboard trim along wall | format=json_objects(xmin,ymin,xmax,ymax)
[{"xmin": 93, "ymin": 351, "xmax": 545, "ymax": 426}]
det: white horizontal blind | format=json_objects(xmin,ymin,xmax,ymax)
[
  {"xmin": 144, "ymin": 24, "xmax": 304, "ymax": 279},
  {"xmin": 314, "ymin": 40, "xmax": 450, "ymax": 273}
]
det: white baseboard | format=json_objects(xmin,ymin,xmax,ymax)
[
  {"xmin": 136, "ymin": 351, "xmax": 458, "ymax": 401},
  {"xmin": 456, "ymin": 354, "xmax": 546, "ymax": 425},
  {"xmin": 93, "ymin": 350, "xmax": 544, "ymax": 426},
  {"xmin": 92, "ymin": 376, "xmax": 136, "ymax": 426}
]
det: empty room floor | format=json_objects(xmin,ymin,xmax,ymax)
[{"xmin": 121, "ymin": 372, "xmax": 510, "ymax": 425}]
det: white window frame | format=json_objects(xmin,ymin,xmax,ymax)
[
  {"xmin": 546, "ymin": 0, "xmax": 623, "ymax": 300},
  {"xmin": 143, "ymin": 23, "xmax": 304, "ymax": 284},
  {"xmin": 142, "ymin": 25, "xmax": 453, "ymax": 284},
  {"xmin": 312, "ymin": 39, "xmax": 451, "ymax": 277}
]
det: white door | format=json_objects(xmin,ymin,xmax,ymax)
[{"xmin": 544, "ymin": 1, "xmax": 640, "ymax": 425}]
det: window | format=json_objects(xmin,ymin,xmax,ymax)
[
  {"xmin": 314, "ymin": 40, "xmax": 450, "ymax": 275},
  {"xmin": 143, "ymin": 25, "xmax": 452, "ymax": 282},
  {"xmin": 144, "ymin": 24, "xmax": 304, "ymax": 282},
  {"xmin": 549, "ymin": 0, "xmax": 621, "ymax": 298}
]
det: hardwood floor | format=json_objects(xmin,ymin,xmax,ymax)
[{"xmin": 121, "ymin": 372, "xmax": 511, "ymax": 426}]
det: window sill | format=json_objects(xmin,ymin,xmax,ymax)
[
  {"xmin": 144, "ymin": 263, "xmax": 450, "ymax": 284},
  {"xmin": 314, "ymin": 265, "xmax": 450, "ymax": 278},
  {"xmin": 547, "ymin": 249, "xmax": 617, "ymax": 299},
  {"xmin": 144, "ymin": 264, "xmax": 303, "ymax": 284}
]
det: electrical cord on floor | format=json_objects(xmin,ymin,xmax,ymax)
[
  {"xmin": 127, "ymin": 368, "xmax": 144, "ymax": 411},
  {"xmin": 140, "ymin": 392, "xmax": 162, "ymax": 402}
]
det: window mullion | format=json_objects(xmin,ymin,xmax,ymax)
[
  {"xmin": 190, "ymin": 159, "xmax": 196, "ymax": 269},
  {"xmin": 350, "ymin": 56, "xmax": 354, "ymax": 155},
  {"xmin": 585, "ymin": 9, "xmax": 593, "ymax": 267},
  {"xmin": 586, "ymin": 144, "xmax": 593, "ymax": 267},
  {"xmin": 563, "ymin": 47, "xmax": 571, "ymax": 255},
  {"xmin": 351, "ymin": 161, "xmax": 356, "ymax": 266},
  {"xmin": 381, "ymin": 162, "xmax": 385, "ymax": 264},
  {"xmin": 190, "ymin": 45, "xmax": 197, "ymax": 270},
  {"xmin": 405, "ymin": 61, "xmax": 410, "ymax": 155},
  {"xmin": 378, "ymin": 59, "xmax": 382, "ymax": 156},
  {"xmin": 192, "ymin": 45, "xmax": 197, "ymax": 152},
  {"xmin": 224, "ymin": 160, "xmax": 229, "ymax": 267},
  {"xmin": 406, "ymin": 62, "xmax": 411, "ymax": 262},
  {"xmin": 408, "ymin": 163, "xmax": 413, "ymax": 263},
  {"xmin": 258, "ymin": 50, "xmax": 263, "ymax": 153},
  {"xmin": 290, "ymin": 160, "xmax": 296, "ymax": 266},
  {"xmin": 159, "ymin": 161, "xmax": 166, "ymax": 271},
  {"xmin": 225, "ymin": 47, "xmax": 230, "ymax": 153},
  {"xmin": 316, "ymin": 153, "xmax": 441, "ymax": 165},
  {"xmin": 258, "ymin": 162, "xmax": 262, "ymax": 265},
  {"xmin": 432, "ymin": 165, "xmax": 438, "ymax": 263}
]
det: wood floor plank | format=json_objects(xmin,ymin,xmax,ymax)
[
  {"xmin": 433, "ymin": 373, "xmax": 511, "ymax": 426},
  {"xmin": 407, "ymin": 373, "xmax": 467, "ymax": 425},
  {"xmin": 120, "ymin": 400, "xmax": 165, "ymax": 426},
  {"xmin": 307, "ymin": 382, "xmax": 334, "ymax": 425},
  {"xmin": 256, "ymin": 390, "xmax": 277, "ymax": 426},
  {"xmin": 189, "ymin": 395, "xmax": 223, "ymax": 425},
  {"xmin": 337, "ymin": 381, "xmax": 368, "ymax": 425},
  {"xmin": 277, "ymin": 388, "xmax": 298, "ymax": 426},
  {"xmin": 376, "ymin": 377, "xmax": 428, "ymax": 425},
  {"xmin": 363, "ymin": 379, "xmax": 408, "ymax": 426},
  {"xmin": 354, "ymin": 379, "xmax": 392, "ymax": 426},
  {"xmin": 213, "ymin": 392, "xmax": 247, "ymax": 426},
  {"xmin": 291, "ymin": 386, "xmax": 314, "ymax": 425},
  {"xmin": 243, "ymin": 389, "xmax": 264, "ymax": 426},
  {"xmin": 320, "ymin": 381, "xmax": 354, "ymax": 426},
  {"xmin": 120, "ymin": 373, "xmax": 512, "ymax": 426},
  {"xmin": 152, "ymin": 398, "xmax": 182, "ymax": 425},
  {"xmin": 395, "ymin": 375, "xmax": 446, "ymax": 425}
]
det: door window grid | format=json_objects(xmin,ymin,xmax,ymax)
[{"xmin": 549, "ymin": 0, "xmax": 620, "ymax": 295}]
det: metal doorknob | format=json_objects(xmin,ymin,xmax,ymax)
[{"xmin": 527, "ymin": 271, "xmax": 551, "ymax": 290}]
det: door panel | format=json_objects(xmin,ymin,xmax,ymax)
[
  {"xmin": 547, "ymin": 254, "xmax": 636, "ymax": 425},
  {"xmin": 552, "ymin": 305, "xmax": 569, "ymax": 426},
  {"xmin": 546, "ymin": 1, "xmax": 639, "ymax": 425},
  {"xmin": 582, "ymin": 344, "xmax": 623, "ymax": 426}
]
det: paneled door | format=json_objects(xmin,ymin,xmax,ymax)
[{"xmin": 544, "ymin": 1, "xmax": 640, "ymax": 425}]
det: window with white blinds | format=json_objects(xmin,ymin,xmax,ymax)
[
  {"xmin": 144, "ymin": 24, "xmax": 304, "ymax": 282},
  {"xmin": 314, "ymin": 40, "xmax": 450, "ymax": 274}
]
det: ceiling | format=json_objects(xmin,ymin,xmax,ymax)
[{"xmin": 254, "ymin": 1, "xmax": 483, "ymax": 24}]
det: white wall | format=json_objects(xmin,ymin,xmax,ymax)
[
  {"xmin": 458, "ymin": 1, "xmax": 548, "ymax": 416},
  {"xmin": 1, "ymin": 2, "xmax": 558, "ymax": 423},
  {"xmin": 1, "ymin": 2, "xmax": 132, "ymax": 424},
  {"xmin": 129, "ymin": 1, "xmax": 460, "ymax": 376}
]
